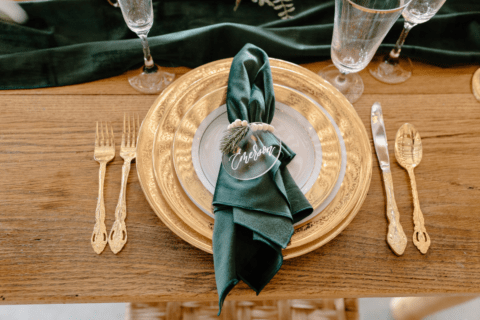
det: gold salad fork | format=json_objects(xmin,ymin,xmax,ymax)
[
  {"xmin": 92, "ymin": 122, "xmax": 115, "ymax": 254},
  {"xmin": 108, "ymin": 114, "xmax": 139, "ymax": 254}
]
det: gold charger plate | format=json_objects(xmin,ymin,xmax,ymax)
[
  {"xmin": 167, "ymin": 84, "xmax": 342, "ymax": 239},
  {"xmin": 137, "ymin": 58, "xmax": 372, "ymax": 259}
]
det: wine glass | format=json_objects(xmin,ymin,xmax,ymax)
[
  {"xmin": 319, "ymin": 0, "xmax": 411, "ymax": 103},
  {"xmin": 117, "ymin": 0, "xmax": 175, "ymax": 93},
  {"xmin": 369, "ymin": 0, "xmax": 446, "ymax": 84}
]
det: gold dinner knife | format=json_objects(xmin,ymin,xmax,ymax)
[{"xmin": 371, "ymin": 102, "xmax": 407, "ymax": 256}]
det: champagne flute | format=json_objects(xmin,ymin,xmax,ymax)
[
  {"xmin": 117, "ymin": 0, "xmax": 175, "ymax": 93},
  {"xmin": 320, "ymin": 0, "xmax": 411, "ymax": 103},
  {"xmin": 369, "ymin": 0, "xmax": 446, "ymax": 84}
]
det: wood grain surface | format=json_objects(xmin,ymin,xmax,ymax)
[
  {"xmin": 126, "ymin": 298, "xmax": 359, "ymax": 320},
  {"xmin": 1, "ymin": 61, "xmax": 480, "ymax": 305}
]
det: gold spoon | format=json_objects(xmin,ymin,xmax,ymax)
[{"xmin": 395, "ymin": 123, "xmax": 430, "ymax": 254}]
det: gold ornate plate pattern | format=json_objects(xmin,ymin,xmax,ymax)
[
  {"xmin": 165, "ymin": 84, "xmax": 342, "ymax": 239},
  {"xmin": 137, "ymin": 58, "xmax": 372, "ymax": 259}
]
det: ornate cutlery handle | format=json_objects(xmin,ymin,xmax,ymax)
[
  {"xmin": 91, "ymin": 161, "xmax": 108, "ymax": 254},
  {"xmin": 108, "ymin": 159, "xmax": 131, "ymax": 254},
  {"xmin": 407, "ymin": 168, "xmax": 430, "ymax": 254},
  {"xmin": 382, "ymin": 170, "xmax": 407, "ymax": 256}
]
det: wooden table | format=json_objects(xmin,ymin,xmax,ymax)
[{"xmin": 1, "ymin": 61, "xmax": 479, "ymax": 305}]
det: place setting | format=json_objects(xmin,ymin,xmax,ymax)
[
  {"xmin": 2, "ymin": 0, "xmax": 480, "ymax": 316},
  {"xmin": 130, "ymin": 43, "xmax": 370, "ymax": 312},
  {"xmin": 85, "ymin": 0, "xmax": 473, "ymax": 314}
]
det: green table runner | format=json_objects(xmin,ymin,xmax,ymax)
[{"xmin": 0, "ymin": 0, "xmax": 479, "ymax": 89}]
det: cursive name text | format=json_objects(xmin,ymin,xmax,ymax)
[{"xmin": 229, "ymin": 143, "xmax": 276, "ymax": 171}]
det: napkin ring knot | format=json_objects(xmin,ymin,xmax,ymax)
[{"xmin": 227, "ymin": 119, "xmax": 275, "ymax": 132}]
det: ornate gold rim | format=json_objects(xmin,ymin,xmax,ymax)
[
  {"xmin": 163, "ymin": 84, "xmax": 342, "ymax": 239},
  {"xmin": 347, "ymin": 0, "xmax": 411, "ymax": 14},
  {"xmin": 137, "ymin": 58, "xmax": 372, "ymax": 259}
]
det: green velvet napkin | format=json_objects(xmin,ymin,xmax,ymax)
[
  {"xmin": 212, "ymin": 44, "xmax": 313, "ymax": 313},
  {"xmin": 0, "ymin": 0, "xmax": 479, "ymax": 89}
]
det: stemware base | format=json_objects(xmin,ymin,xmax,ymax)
[
  {"xmin": 319, "ymin": 65, "xmax": 363, "ymax": 104},
  {"xmin": 369, "ymin": 54, "xmax": 413, "ymax": 84},
  {"xmin": 128, "ymin": 65, "xmax": 175, "ymax": 94}
]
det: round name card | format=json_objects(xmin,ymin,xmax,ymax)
[{"xmin": 222, "ymin": 125, "xmax": 282, "ymax": 180}]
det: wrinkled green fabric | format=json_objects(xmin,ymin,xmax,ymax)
[
  {"xmin": 0, "ymin": 0, "xmax": 479, "ymax": 89},
  {"xmin": 212, "ymin": 44, "xmax": 312, "ymax": 313}
]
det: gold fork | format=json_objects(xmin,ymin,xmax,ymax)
[
  {"xmin": 108, "ymin": 114, "xmax": 139, "ymax": 254},
  {"xmin": 92, "ymin": 122, "xmax": 115, "ymax": 254}
]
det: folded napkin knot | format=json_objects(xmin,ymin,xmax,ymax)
[{"xmin": 212, "ymin": 43, "xmax": 313, "ymax": 315}]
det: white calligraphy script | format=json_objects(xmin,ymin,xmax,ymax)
[{"xmin": 228, "ymin": 143, "xmax": 276, "ymax": 171}]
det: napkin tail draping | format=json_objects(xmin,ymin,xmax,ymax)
[{"xmin": 212, "ymin": 44, "xmax": 313, "ymax": 314}]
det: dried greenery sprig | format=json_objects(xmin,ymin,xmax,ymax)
[
  {"xmin": 272, "ymin": 0, "xmax": 295, "ymax": 19},
  {"xmin": 234, "ymin": 0, "xmax": 295, "ymax": 20},
  {"xmin": 220, "ymin": 125, "xmax": 250, "ymax": 154}
]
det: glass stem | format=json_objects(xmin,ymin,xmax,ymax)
[
  {"xmin": 336, "ymin": 73, "xmax": 347, "ymax": 84},
  {"xmin": 388, "ymin": 21, "xmax": 416, "ymax": 61},
  {"xmin": 138, "ymin": 33, "xmax": 156, "ymax": 71}
]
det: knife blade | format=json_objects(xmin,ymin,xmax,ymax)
[
  {"xmin": 371, "ymin": 102, "xmax": 407, "ymax": 256},
  {"xmin": 371, "ymin": 102, "xmax": 390, "ymax": 171}
]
